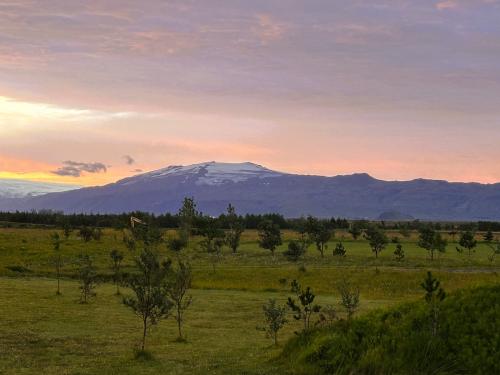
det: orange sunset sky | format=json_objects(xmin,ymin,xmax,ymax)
[{"xmin": 1, "ymin": 0, "xmax": 499, "ymax": 186}]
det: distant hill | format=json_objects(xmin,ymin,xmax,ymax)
[
  {"xmin": 377, "ymin": 211, "xmax": 415, "ymax": 221},
  {"xmin": 1, "ymin": 161, "xmax": 500, "ymax": 220},
  {"xmin": 0, "ymin": 178, "xmax": 79, "ymax": 199}
]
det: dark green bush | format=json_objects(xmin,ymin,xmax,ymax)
[{"xmin": 281, "ymin": 284, "xmax": 500, "ymax": 374}]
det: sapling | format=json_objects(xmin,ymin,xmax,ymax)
[
  {"xmin": 287, "ymin": 280, "xmax": 321, "ymax": 331},
  {"xmin": 337, "ymin": 279, "xmax": 360, "ymax": 320},
  {"xmin": 421, "ymin": 271, "xmax": 445, "ymax": 336},
  {"xmin": 394, "ymin": 243, "xmax": 405, "ymax": 261},
  {"xmin": 259, "ymin": 299, "xmax": 287, "ymax": 345},
  {"xmin": 110, "ymin": 249, "xmax": 124, "ymax": 295},
  {"xmin": 333, "ymin": 242, "xmax": 346, "ymax": 257},
  {"xmin": 166, "ymin": 261, "xmax": 193, "ymax": 341},
  {"xmin": 50, "ymin": 232, "xmax": 63, "ymax": 295},
  {"xmin": 77, "ymin": 254, "xmax": 97, "ymax": 304},
  {"xmin": 123, "ymin": 250, "xmax": 172, "ymax": 351}
]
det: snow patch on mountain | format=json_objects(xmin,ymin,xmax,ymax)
[
  {"xmin": 132, "ymin": 161, "xmax": 284, "ymax": 186},
  {"xmin": 0, "ymin": 179, "xmax": 80, "ymax": 198}
]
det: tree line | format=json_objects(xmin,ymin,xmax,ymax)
[
  {"xmin": 4, "ymin": 208, "xmax": 500, "ymax": 232},
  {"xmin": 0, "ymin": 209, "xmax": 350, "ymax": 230}
]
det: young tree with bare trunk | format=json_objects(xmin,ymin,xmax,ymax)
[
  {"xmin": 123, "ymin": 250, "xmax": 172, "ymax": 352},
  {"xmin": 418, "ymin": 227, "xmax": 447, "ymax": 261},
  {"xmin": 258, "ymin": 220, "xmax": 282, "ymax": 257},
  {"xmin": 306, "ymin": 216, "xmax": 331, "ymax": 258},
  {"xmin": 166, "ymin": 261, "xmax": 193, "ymax": 341},
  {"xmin": 110, "ymin": 249, "xmax": 124, "ymax": 295},
  {"xmin": 456, "ymin": 231, "xmax": 477, "ymax": 257},
  {"xmin": 287, "ymin": 280, "xmax": 321, "ymax": 331},
  {"xmin": 365, "ymin": 226, "xmax": 389, "ymax": 259},
  {"xmin": 50, "ymin": 232, "xmax": 63, "ymax": 295},
  {"xmin": 337, "ymin": 279, "xmax": 360, "ymax": 320},
  {"xmin": 77, "ymin": 254, "xmax": 97, "ymax": 304},
  {"xmin": 225, "ymin": 204, "xmax": 245, "ymax": 254},
  {"xmin": 259, "ymin": 299, "xmax": 288, "ymax": 345}
]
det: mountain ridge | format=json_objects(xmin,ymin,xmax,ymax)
[{"xmin": 1, "ymin": 161, "xmax": 499, "ymax": 220}]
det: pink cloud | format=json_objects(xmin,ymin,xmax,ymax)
[
  {"xmin": 436, "ymin": 0, "xmax": 459, "ymax": 10},
  {"xmin": 253, "ymin": 14, "xmax": 287, "ymax": 45}
]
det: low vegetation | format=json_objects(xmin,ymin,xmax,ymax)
[
  {"xmin": 0, "ymin": 202, "xmax": 498, "ymax": 374},
  {"xmin": 281, "ymin": 283, "xmax": 500, "ymax": 374}
]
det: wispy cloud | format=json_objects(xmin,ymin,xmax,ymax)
[
  {"xmin": 436, "ymin": 1, "xmax": 459, "ymax": 10},
  {"xmin": 0, "ymin": 96, "xmax": 134, "ymax": 124},
  {"xmin": 123, "ymin": 155, "xmax": 135, "ymax": 165},
  {"xmin": 253, "ymin": 14, "xmax": 287, "ymax": 45},
  {"xmin": 52, "ymin": 161, "xmax": 107, "ymax": 177}
]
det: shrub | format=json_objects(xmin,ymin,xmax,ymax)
[{"xmin": 281, "ymin": 284, "xmax": 500, "ymax": 374}]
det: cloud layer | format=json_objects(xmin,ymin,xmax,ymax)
[{"xmin": 0, "ymin": 1, "xmax": 499, "ymax": 184}]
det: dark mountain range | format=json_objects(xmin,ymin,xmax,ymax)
[{"xmin": 1, "ymin": 161, "xmax": 499, "ymax": 220}]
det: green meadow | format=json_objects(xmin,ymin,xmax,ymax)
[{"xmin": 0, "ymin": 227, "xmax": 498, "ymax": 374}]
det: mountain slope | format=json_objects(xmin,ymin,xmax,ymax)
[{"xmin": 1, "ymin": 161, "xmax": 500, "ymax": 220}]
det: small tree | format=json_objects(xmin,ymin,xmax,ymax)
[
  {"xmin": 287, "ymin": 280, "xmax": 321, "ymax": 331},
  {"xmin": 225, "ymin": 204, "xmax": 245, "ymax": 254},
  {"xmin": 178, "ymin": 197, "xmax": 199, "ymax": 244},
  {"xmin": 297, "ymin": 219, "xmax": 312, "ymax": 251},
  {"xmin": 284, "ymin": 240, "xmax": 306, "ymax": 262},
  {"xmin": 337, "ymin": 279, "xmax": 360, "ymax": 320},
  {"xmin": 484, "ymin": 230, "xmax": 494, "ymax": 243},
  {"xmin": 123, "ymin": 250, "xmax": 172, "ymax": 351},
  {"xmin": 110, "ymin": 249, "xmax": 124, "ymax": 295},
  {"xmin": 394, "ymin": 243, "xmax": 405, "ymax": 261},
  {"xmin": 306, "ymin": 216, "xmax": 331, "ymax": 258},
  {"xmin": 166, "ymin": 261, "xmax": 193, "ymax": 341},
  {"xmin": 348, "ymin": 222, "xmax": 363, "ymax": 240},
  {"xmin": 260, "ymin": 299, "xmax": 288, "ymax": 345},
  {"xmin": 132, "ymin": 224, "xmax": 163, "ymax": 251},
  {"xmin": 77, "ymin": 254, "xmax": 97, "ymax": 304},
  {"xmin": 456, "ymin": 231, "xmax": 477, "ymax": 257},
  {"xmin": 63, "ymin": 222, "xmax": 73, "ymax": 240},
  {"xmin": 166, "ymin": 230, "xmax": 188, "ymax": 255},
  {"xmin": 364, "ymin": 226, "xmax": 389, "ymax": 258},
  {"xmin": 421, "ymin": 271, "xmax": 445, "ymax": 336},
  {"xmin": 418, "ymin": 227, "xmax": 447, "ymax": 261},
  {"xmin": 199, "ymin": 217, "xmax": 225, "ymax": 272},
  {"xmin": 50, "ymin": 232, "xmax": 63, "ymax": 295},
  {"xmin": 258, "ymin": 220, "xmax": 282, "ymax": 257},
  {"xmin": 332, "ymin": 242, "xmax": 346, "ymax": 257},
  {"xmin": 79, "ymin": 226, "xmax": 94, "ymax": 242}
]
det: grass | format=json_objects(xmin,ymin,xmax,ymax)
[
  {"xmin": 0, "ymin": 277, "xmax": 393, "ymax": 374},
  {"xmin": 0, "ymin": 227, "xmax": 498, "ymax": 374}
]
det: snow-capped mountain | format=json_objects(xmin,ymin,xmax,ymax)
[
  {"xmin": 1, "ymin": 161, "xmax": 500, "ymax": 220},
  {"xmin": 0, "ymin": 178, "xmax": 79, "ymax": 199},
  {"xmin": 121, "ymin": 161, "xmax": 284, "ymax": 186}
]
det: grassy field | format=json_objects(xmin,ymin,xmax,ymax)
[{"xmin": 0, "ymin": 227, "xmax": 499, "ymax": 374}]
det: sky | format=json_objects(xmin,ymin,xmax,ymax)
[{"xmin": 1, "ymin": 0, "xmax": 499, "ymax": 186}]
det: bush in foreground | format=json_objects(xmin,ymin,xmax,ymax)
[{"xmin": 281, "ymin": 284, "xmax": 500, "ymax": 374}]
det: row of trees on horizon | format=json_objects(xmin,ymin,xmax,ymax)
[{"xmin": 1, "ymin": 206, "xmax": 500, "ymax": 232}]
